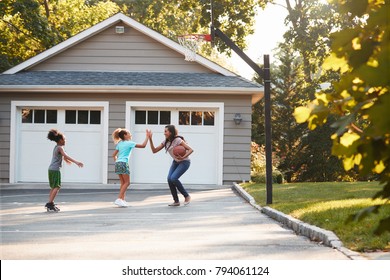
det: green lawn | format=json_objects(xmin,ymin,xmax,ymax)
[{"xmin": 242, "ymin": 181, "xmax": 390, "ymax": 252}]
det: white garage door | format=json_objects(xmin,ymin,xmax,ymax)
[
  {"xmin": 128, "ymin": 102, "xmax": 223, "ymax": 185},
  {"xmin": 15, "ymin": 106, "xmax": 105, "ymax": 183}
]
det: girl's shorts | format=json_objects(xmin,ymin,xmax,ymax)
[
  {"xmin": 48, "ymin": 170, "xmax": 61, "ymax": 189},
  {"xmin": 115, "ymin": 162, "xmax": 130, "ymax": 175}
]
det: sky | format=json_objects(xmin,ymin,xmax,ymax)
[{"xmin": 230, "ymin": 3, "xmax": 288, "ymax": 80}]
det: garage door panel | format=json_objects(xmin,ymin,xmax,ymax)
[
  {"xmin": 64, "ymin": 124, "xmax": 101, "ymax": 132},
  {"xmin": 180, "ymin": 134, "xmax": 217, "ymax": 184},
  {"xmin": 130, "ymin": 106, "xmax": 220, "ymax": 185},
  {"xmin": 19, "ymin": 130, "xmax": 52, "ymax": 182},
  {"xmin": 17, "ymin": 107, "xmax": 104, "ymax": 183},
  {"xmin": 131, "ymin": 155, "xmax": 171, "ymax": 183},
  {"xmin": 130, "ymin": 131, "xmax": 171, "ymax": 183},
  {"xmin": 62, "ymin": 131, "xmax": 102, "ymax": 183},
  {"xmin": 178, "ymin": 126, "xmax": 216, "ymax": 134}
]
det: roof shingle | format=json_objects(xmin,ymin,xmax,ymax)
[{"xmin": 0, "ymin": 71, "xmax": 261, "ymax": 89}]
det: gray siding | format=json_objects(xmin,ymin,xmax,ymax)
[
  {"xmin": 222, "ymin": 98, "xmax": 252, "ymax": 184},
  {"xmin": 0, "ymin": 92, "xmax": 252, "ymax": 184},
  {"xmin": 0, "ymin": 100, "xmax": 10, "ymax": 182},
  {"xmin": 30, "ymin": 22, "xmax": 213, "ymax": 73}
]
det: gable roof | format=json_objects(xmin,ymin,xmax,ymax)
[
  {"xmin": 0, "ymin": 71, "xmax": 258, "ymax": 88},
  {"xmin": 3, "ymin": 13, "xmax": 234, "ymax": 76}
]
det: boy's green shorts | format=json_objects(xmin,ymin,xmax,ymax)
[{"xmin": 48, "ymin": 170, "xmax": 61, "ymax": 189}]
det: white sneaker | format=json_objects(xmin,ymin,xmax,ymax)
[
  {"xmin": 121, "ymin": 200, "xmax": 129, "ymax": 207},
  {"xmin": 114, "ymin": 198, "xmax": 123, "ymax": 207}
]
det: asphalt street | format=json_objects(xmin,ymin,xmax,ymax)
[{"xmin": 0, "ymin": 184, "xmax": 352, "ymax": 260}]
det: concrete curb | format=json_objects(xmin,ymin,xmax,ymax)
[{"xmin": 232, "ymin": 183, "xmax": 367, "ymax": 260}]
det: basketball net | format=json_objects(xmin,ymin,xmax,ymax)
[{"xmin": 178, "ymin": 34, "xmax": 211, "ymax": 61}]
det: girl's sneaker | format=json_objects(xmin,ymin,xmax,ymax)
[
  {"xmin": 45, "ymin": 202, "xmax": 60, "ymax": 212},
  {"xmin": 114, "ymin": 199, "xmax": 128, "ymax": 207},
  {"xmin": 121, "ymin": 200, "xmax": 129, "ymax": 207}
]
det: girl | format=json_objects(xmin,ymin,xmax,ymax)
[
  {"xmin": 148, "ymin": 125, "xmax": 193, "ymax": 206},
  {"xmin": 46, "ymin": 129, "xmax": 84, "ymax": 212},
  {"xmin": 112, "ymin": 128, "xmax": 150, "ymax": 207}
]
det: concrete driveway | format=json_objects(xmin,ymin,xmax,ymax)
[{"xmin": 0, "ymin": 184, "xmax": 350, "ymax": 260}]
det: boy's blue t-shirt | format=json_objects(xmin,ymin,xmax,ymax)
[{"xmin": 115, "ymin": 140, "xmax": 136, "ymax": 162}]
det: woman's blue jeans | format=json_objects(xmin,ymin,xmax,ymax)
[{"xmin": 167, "ymin": 160, "xmax": 190, "ymax": 203}]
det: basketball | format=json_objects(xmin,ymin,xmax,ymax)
[{"xmin": 173, "ymin": 145, "xmax": 186, "ymax": 157}]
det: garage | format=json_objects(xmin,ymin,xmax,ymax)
[
  {"xmin": 127, "ymin": 102, "xmax": 224, "ymax": 185},
  {"xmin": 1, "ymin": 13, "xmax": 261, "ymax": 185},
  {"xmin": 10, "ymin": 101, "xmax": 109, "ymax": 184}
]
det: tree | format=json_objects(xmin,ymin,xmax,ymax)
[
  {"xmin": 253, "ymin": 43, "xmax": 306, "ymax": 181},
  {"xmin": 294, "ymin": 0, "xmax": 390, "ymax": 234},
  {"xmin": 252, "ymin": 0, "xmax": 351, "ymax": 182},
  {"xmin": 108, "ymin": 0, "xmax": 260, "ymax": 56},
  {"xmin": 1, "ymin": 0, "xmax": 261, "ymax": 72},
  {"xmin": 254, "ymin": 41, "xmax": 349, "ymax": 182},
  {"xmin": 1, "ymin": 0, "xmax": 60, "ymax": 71},
  {"xmin": 282, "ymin": 0, "xmax": 348, "ymax": 89},
  {"xmin": 0, "ymin": 0, "xmax": 120, "ymax": 72}
]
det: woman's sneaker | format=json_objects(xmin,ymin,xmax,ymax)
[
  {"xmin": 168, "ymin": 202, "xmax": 180, "ymax": 207},
  {"xmin": 184, "ymin": 196, "xmax": 191, "ymax": 205}
]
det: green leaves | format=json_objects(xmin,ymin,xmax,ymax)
[
  {"xmin": 294, "ymin": 94, "xmax": 330, "ymax": 130},
  {"xmin": 340, "ymin": 132, "xmax": 360, "ymax": 147},
  {"xmin": 366, "ymin": 91, "xmax": 390, "ymax": 136},
  {"xmin": 0, "ymin": 0, "xmax": 121, "ymax": 72},
  {"xmin": 294, "ymin": 0, "xmax": 390, "ymax": 234},
  {"xmin": 323, "ymin": 53, "xmax": 349, "ymax": 73},
  {"xmin": 1, "ymin": 0, "xmax": 261, "ymax": 71},
  {"xmin": 293, "ymin": 106, "xmax": 311, "ymax": 124},
  {"xmin": 261, "ymin": 1, "xmax": 354, "ymax": 183}
]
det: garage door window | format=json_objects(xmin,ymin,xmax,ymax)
[
  {"xmin": 135, "ymin": 110, "xmax": 171, "ymax": 125},
  {"xmin": 65, "ymin": 110, "xmax": 101, "ymax": 124},
  {"xmin": 179, "ymin": 111, "xmax": 215, "ymax": 126},
  {"xmin": 22, "ymin": 109, "xmax": 57, "ymax": 124},
  {"xmin": 204, "ymin": 111, "xmax": 215, "ymax": 126},
  {"xmin": 90, "ymin": 111, "xmax": 101, "ymax": 124}
]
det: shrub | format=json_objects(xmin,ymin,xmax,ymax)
[
  {"xmin": 251, "ymin": 142, "xmax": 284, "ymax": 184},
  {"xmin": 251, "ymin": 170, "xmax": 284, "ymax": 184}
]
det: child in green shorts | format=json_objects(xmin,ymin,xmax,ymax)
[{"xmin": 46, "ymin": 129, "xmax": 84, "ymax": 212}]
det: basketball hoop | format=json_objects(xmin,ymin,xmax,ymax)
[{"xmin": 178, "ymin": 34, "xmax": 211, "ymax": 61}]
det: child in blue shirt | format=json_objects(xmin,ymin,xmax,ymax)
[{"xmin": 112, "ymin": 128, "xmax": 150, "ymax": 207}]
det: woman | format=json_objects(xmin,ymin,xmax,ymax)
[{"xmin": 148, "ymin": 125, "xmax": 193, "ymax": 206}]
